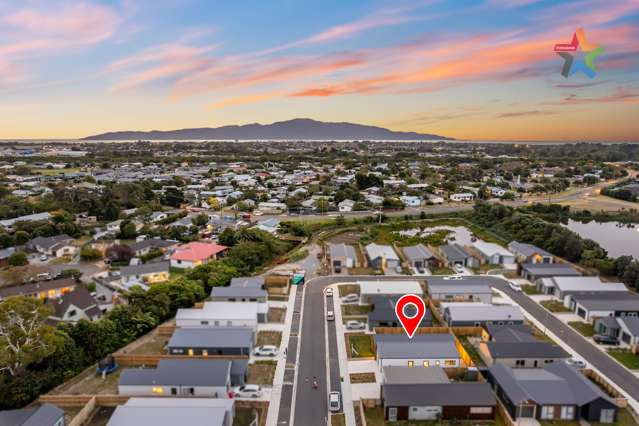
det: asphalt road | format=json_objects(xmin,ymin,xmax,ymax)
[{"xmin": 290, "ymin": 274, "xmax": 639, "ymax": 425}]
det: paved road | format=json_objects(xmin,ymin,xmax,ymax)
[{"xmin": 496, "ymin": 280, "xmax": 639, "ymax": 404}]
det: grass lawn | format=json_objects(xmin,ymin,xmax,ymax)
[
  {"xmin": 267, "ymin": 307, "xmax": 287, "ymax": 323},
  {"xmin": 338, "ymin": 284, "xmax": 360, "ymax": 297},
  {"xmin": 607, "ymin": 349, "xmax": 639, "ymax": 369},
  {"xmin": 129, "ymin": 335, "xmax": 168, "ymax": 354},
  {"xmin": 247, "ymin": 361, "xmax": 277, "ymax": 385},
  {"xmin": 331, "ymin": 414, "xmax": 346, "ymax": 426},
  {"xmin": 568, "ymin": 321, "xmax": 595, "ymax": 337},
  {"xmin": 522, "ymin": 285, "xmax": 541, "ymax": 295},
  {"xmin": 458, "ymin": 336, "xmax": 485, "ymax": 367},
  {"xmin": 431, "ymin": 266, "xmax": 454, "ymax": 275},
  {"xmin": 257, "ymin": 331, "xmax": 282, "ymax": 347},
  {"xmin": 233, "ymin": 407, "xmax": 258, "ymax": 426},
  {"xmin": 540, "ymin": 300, "xmax": 572, "ymax": 313},
  {"xmin": 348, "ymin": 266, "xmax": 374, "ymax": 275},
  {"xmin": 32, "ymin": 167, "xmax": 81, "ymax": 176},
  {"xmin": 289, "ymin": 249, "xmax": 309, "ymax": 262},
  {"xmin": 62, "ymin": 368, "xmax": 123, "ymax": 395},
  {"xmin": 342, "ymin": 304, "xmax": 371, "ymax": 316},
  {"xmin": 350, "ymin": 372, "xmax": 376, "ymax": 383},
  {"xmin": 347, "ymin": 334, "xmax": 375, "ymax": 358}
]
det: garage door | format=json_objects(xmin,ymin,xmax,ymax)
[{"xmin": 409, "ymin": 406, "xmax": 442, "ymax": 420}]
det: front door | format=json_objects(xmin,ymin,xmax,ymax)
[{"xmin": 388, "ymin": 407, "xmax": 397, "ymax": 422}]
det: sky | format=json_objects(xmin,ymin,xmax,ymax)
[{"xmin": 0, "ymin": 0, "xmax": 638, "ymax": 141}]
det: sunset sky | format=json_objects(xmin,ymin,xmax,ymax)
[{"xmin": 1, "ymin": 0, "xmax": 638, "ymax": 141}]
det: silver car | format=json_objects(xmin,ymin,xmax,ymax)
[{"xmin": 345, "ymin": 320, "xmax": 366, "ymax": 330}]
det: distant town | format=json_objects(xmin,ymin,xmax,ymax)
[{"xmin": 1, "ymin": 139, "xmax": 639, "ymax": 426}]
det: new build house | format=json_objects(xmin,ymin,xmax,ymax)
[
  {"xmin": 536, "ymin": 277, "xmax": 627, "ymax": 302},
  {"xmin": 368, "ymin": 296, "xmax": 433, "ymax": 329},
  {"xmin": 168, "ymin": 327, "xmax": 254, "ymax": 357},
  {"xmin": 364, "ymin": 243, "xmax": 400, "ymax": 271},
  {"xmin": 471, "ymin": 241, "xmax": 516, "ymax": 266},
  {"xmin": 567, "ymin": 291, "xmax": 639, "ymax": 321},
  {"xmin": 359, "ymin": 280, "xmax": 423, "ymax": 304},
  {"xmin": 479, "ymin": 341, "xmax": 568, "ymax": 368},
  {"xmin": 442, "ymin": 303, "xmax": 524, "ymax": 327},
  {"xmin": 176, "ymin": 301, "xmax": 265, "ymax": 328},
  {"xmin": 107, "ymin": 398, "xmax": 235, "ymax": 426},
  {"xmin": 374, "ymin": 333, "xmax": 462, "ymax": 369},
  {"xmin": 508, "ymin": 241, "xmax": 554, "ymax": 264},
  {"xmin": 520, "ymin": 263, "xmax": 582, "ymax": 282},
  {"xmin": 439, "ymin": 244, "xmax": 480, "ymax": 269},
  {"xmin": 402, "ymin": 244, "xmax": 437, "ymax": 271},
  {"xmin": 328, "ymin": 243, "xmax": 359, "ymax": 272},
  {"xmin": 426, "ymin": 276, "xmax": 494, "ymax": 304}
]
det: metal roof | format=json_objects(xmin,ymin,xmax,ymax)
[
  {"xmin": 119, "ymin": 359, "xmax": 233, "ymax": 387},
  {"xmin": 443, "ymin": 303, "xmax": 524, "ymax": 322},
  {"xmin": 375, "ymin": 333, "xmax": 459, "ymax": 359},
  {"xmin": 382, "ymin": 366, "xmax": 449, "ymax": 385},
  {"xmin": 107, "ymin": 406, "xmax": 227, "ymax": 426},
  {"xmin": 168, "ymin": 327, "xmax": 253, "ymax": 348},
  {"xmin": 486, "ymin": 341, "xmax": 568, "ymax": 358},
  {"xmin": 402, "ymin": 244, "xmax": 435, "ymax": 261},
  {"xmin": 383, "ymin": 383, "xmax": 496, "ymax": 407},
  {"xmin": 364, "ymin": 243, "xmax": 399, "ymax": 261}
]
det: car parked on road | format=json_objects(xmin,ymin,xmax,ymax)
[
  {"xmin": 325, "ymin": 288, "xmax": 333, "ymax": 297},
  {"xmin": 326, "ymin": 310, "xmax": 335, "ymax": 321},
  {"xmin": 593, "ymin": 334, "xmax": 619, "ymax": 346},
  {"xmin": 253, "ymin": 345, "xmax": 279, "ymax": 357},
  {"xmin": 443, "ymin": 274, "xmax": 463, "ymax": 281},
  {"xmin": 341, "ymin": 293, "xmax": 359, "ymax": 303},
  {"xmin": 328, "ymin": 391, "xmax": 342, "ymax": 412},
  {"xmin": 345, "ymin": 320, "xmax": 366, "ymax": 330},
  {"xmin": 508, "ymin": 281, "xmax": 522, "ymax": 292},
  {"xmin": 233, "ymin": 384, "xmax": 262, "ymax": 398}
]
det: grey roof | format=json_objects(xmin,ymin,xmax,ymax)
[
  {"xmin": 402, "ymin": 244, "xmax": 435, "ymax": 261},
  {"xmin": 0, "ymin": 404, "xmax": 64, "ymax": 426},
  {"xmin": 509, "ymin": 241, "xmax": 552, "ymax": 258},
  {"xmin": 365, "ymin": 243, "xmax": 399, "ymax": 261},
  {"xmin": 128, "ymin": 238, "xmax": 177, "ymax": 253},
  {"xmin": 211, "ymin": 286, "xmax": 266, "ymax": 299},
  {"xmin": 0, "ymin": 246, "xmax": 16, "ymax": 259},
  {"xmin": 0, "ymin": 278, "xmax": 76, "ymax": 300},
  {"xmin": 108, "ymin": 406, "xmax": 227, "ymax": 426},
  {"xmin": 230, "ymin": 276, "xmax": 264, "ymax": 288},
  {"xmin": 489, "ymin": 362, "xmax": 613, "ymax": 406},
  {"xmin": 571, "ymin": 291, "xmax": 639, "ymax": 311},
  {"xmin": 120, "ymin": 261, "xmax": 170, "ymax": 277},
  {"xmin": 595, "ymin": 316, "xmax": 620, "ymax": 330},
  {"xmin": 440, "ymin": 243, "xmax": 472, "ymax": 261},
  {"xmin": 427, "ymin": 275, "xmax": 503, "ymax": 288},
  {"xmin": 443, "ymin": 303, "xmax": 524, "ymax": 322},
  {"xmin": 383, "ymin": 383, "xmax": 496, "ymax": 407},
  {"xmin": 119, "ymin": 359, "xmax": 232, "ymax": 387},
  {"xmin": 375, "ymin": 333, "xmax": 459, "ymax": 359},
  {"xmin": 368, "ymin": 296, "xmax": 432, "ymax": 324},
  {"xmin": 618, "ymin": 317, "xmax": 639, "ymax": 336},
  {"xmin": 484, "ymin": 324, "xmax": 536, "ymax": 343},
  {"xmin": 328, "ymin": 243, "xmax": 357, "ymax": 260},
  {"xmin": 168, "ymin": 327, "xmax": 253, "ymax": 349},
  {"xmin": 521, "ymin": 263, "xmax": 581, "ymax": 277},
  {"xmin": 383, "ymin": 366, "xmax": 449, "ymax": 385},
  {"xmin": 28, "ymin": 234, "xmax": 74, "ymax": 250},
  {"xmin": 486, "ymin": 342, "xmax": 568, "ymax": 358}
]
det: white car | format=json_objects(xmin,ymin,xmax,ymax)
[
  {"xmin": 566, "ymin": 358, "xmax": 587, "ymax": 369},
  {"xmin": 233, "ymin": 384, "xmax": 262, "ymax": 398},
  {"xmin": 328, "ymin": 391, "xmax": 342, "ymax": 412},
  {"xmin": 39, "ymin": 254, "xmax": 48, "ymax": 262},
  {"xmin": 253, "ymin": 345, "xmax": 279, "ymax": 357},
  {"xmin": 326, "ymin": 310, "xmax": 335, "ymax": 321},
  {"xmin": 453, "ymin": 264, "xmax": 465, "ymax": 273},
  {"xmin": 443, "ymin": 274, "xmax": 463, "ymax": 281},
  {"xmin": 325, "ymin": 288, "xmax": 334, "ymax": 297},
  {"xmin": 345, "ymin": 320, "xmax": 366, "ymax": 330},
  {"xmin": 341, "ymin": 293, "xmax": 359, "ymax": 304},
  {"xmin": 508, "ymin": 281, "xmax": 522, "ymax": 292}
]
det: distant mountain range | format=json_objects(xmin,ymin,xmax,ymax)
[{"xmin": 83, "ymin": 118, "xmax": 453, "ymax": 141}]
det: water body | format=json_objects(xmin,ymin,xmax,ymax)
[{"xmin": 563, "ymin": 219, "xmax": 639, "ymax": 258}]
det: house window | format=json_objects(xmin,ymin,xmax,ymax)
[
  {"xmin": 560, "ymin": 406, "xmax": 575, "ymax": 420},
  {"xmin": 515, "ymin": 360, "xmax": 526, "ymax": 367},
  {"xmin": 152, "ymin": 386, "xmax": 164, "ymax": 394},
  {"xmin": 201, "ymin": 321, "xmax": 209, "ymax": 325},
  {"xmin": 68, "ymin": 309, "xmax": 77, "ymax": 317},
  {"xmin": 407, "ymin": 360, "xmax": 414, "ymax": 367},
  {"xmin": 435, "ymin": 360, "xmax": 441, "ymax": 367},
  {"xmin": 227, "ymin": 321, "xmax": 232, "ymax": 326},
  {"xmin": 188, "ymin": 349, "xmax": 194, "ymax": 356},
  {"xmin": 202, "ymin": 350, "xmax": 208, "ymax": 356},
  {"xmin": 600, "ymin": 409, "xmax": 615, "ymax": 423},
  {"xmin": 423, "ymin": 361, "xmax": 429, "ymax": 367},
  {"xmin": 470, "ymin": 407, "xmax": 492, "ymax": 414},
  {"xmin": 540, "ymin": 406, "xmax": 555, "ymax": 420},
  {"xmin": 171, "ymin": 387, "xmax": 177, "ymax": 395},
  {"xmin": 445, "ymin": 360, "xmax": 456, "ymax": 367}
]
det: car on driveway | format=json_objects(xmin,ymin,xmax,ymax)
[
  {"xmin": 39, "ymin": 254, "xmax": 48, "ymax": 262},
  {"xmin": 566, "ymin": 358, "xmax": 587, "ymax": 369},
  {"xmin": 593, "ymin": 334, "xmax": 619, "ymax": 346},
  {"xmin": 345, "ymin": 320, "xmax": 366, "ymax": 330},
  {"xmin": 453, "ymin": 264, "xmax": 465, "ymax": 274},
  {"xmin": 233, "ymin": 384, "xmax": 262, "ymax": 398},
  {"xmin": 341, "ymin": 293, "xmax": 359, "ymax": 303},
  {"xmin": 508, "ymin": 281, "xmax": 522, "ymax": 292},
  {"xmin": 328, "ymin": 391, "xmax": 342, "ymax": 412},
  {"xmin": 253, "ymin": 345, "xmax": 279, "ymax": 357}
]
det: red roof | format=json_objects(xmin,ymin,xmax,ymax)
[{"xmin": 170, "ymin": 242, "xmax": 227, "ymax": 262}]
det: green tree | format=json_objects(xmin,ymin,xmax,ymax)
[
  {"xmin": 218, "ymin": 228, "xmax": 237, "ymax": 246},
  {"xmin": 7, "ymin": 252, "xmax": 28, "ymax": 267},
  {"xmin": 191, "ymin": 213, "xmax": 208, "ymax": 227},
  {"xmin": 80, "ymin": 246, "xmax": 102, "ymax": 261},
  {"xmin": 118, "ymin": 220, "xmax": 137, "ymax": 239},
  {"xmin": 13, "ymin": 231, "xmax": 30, "ymax": 246}
]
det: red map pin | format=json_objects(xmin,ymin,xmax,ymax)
[{"xmin": 395, "ymin": 294, "xmax": 426, "ymax": 339}]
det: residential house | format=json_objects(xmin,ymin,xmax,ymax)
[
  {"xmin": 375, "ymin": 333, "xmax": 462, "ymax": 369},
  {"xmin": 567, "ymin": 291, "xmax": 639, "ymax": 321},
  {"xmin": 426, "ymin": 193, "xmax": 444, "ymax": 204},
  {"xmin": 427, "ymin": 276, "xmax": 493, "ymax": 304},
  {"xmin": 118, "ymin": 359, "xmax": 245, "ymax": 397},
  {"xmin": 439, "ymin": 244, "xmax": 480, "ymax": 268},
  {"xmin": 168, "ymin": 327, "xmax": 254, "ymax": 358},
  {"xmin": 0, "ymin": 403, "xmax": 65, "ymax": 426},
  {"xmin": 399, "ymin": 195, "xmax": 422, "ymax": 207},
  {"xmin": 107, "ymin": 398, "xmax": 235, "ymax": 426},
  {"xmin": 0, "ymin": 212, "xmax": 50, "ymax": 230},
  {"xmin": 536, "ymin": 277, "xmax": 627, "ymax": 302},
  {"xmin": 508, "ymin": 241, "xmax": 554, "ymax": 264},
  {"xmin": 442, "ymin": 303, "xmax": 524, "ymax": 327},
  {"xmin": 338, "ymin": 199, "xmax": 355, "ymax": 212},
  {"xmin": 481, "ymin": 323, "xmax": 536, "ymax": 343},
  {"xmin": 364, "ymin": 243, "xmax": 400, "ymax": 271},
  {"xmin": 176, "ymin": 301, "xmax": 264, "ymax": 328},
  {"xmin": 594, "ymin": 317, "xmax": 639, "ymax": 350},
  {"xmin": 128, "ymin": 238, "xmax": 177, "ymax": 257},
  {"xmin": 402, "ymin": 244, "xmax": 437, "ymax": 271},
  {"xmin": 520, "ymin": 263, "xmax": 581, "ymax": 282},
  {"xmin": 27, "ymin": 234, "xmax": 77, "ymax": 258},
  {"xmin": 170, "ymin": 242, "xmax": 227, "ymax": 269},
  {"xmin": 328, "ymin": 243, "xmax": 359, "ymax": 272},
  {"xmin": 359, "ymin": 280, "xmax": 423, "ymax": 304},
  {"xmin": 210, "ymin": 285, "xmax": 267, "ymax": 303},
  {"xmin": 48, "ymin": 287, "xmax": 102, "ymax": 324},
  {"xmin": 471, "ymin": 241, "xmax": 516, "ymax": 266},
  {"xmin": 479, "ymin": 341, "xmax": 568, "ymax": 368},
  {"xmin": 0, "ymin": 278, "xmax": 76, "ymax": 301},
  {"xmin": 449, "ymin": 193, "xmax": 475, "ymax": 202},
  {"xmin": 254, "ymin": 218, "xmax": 280, "ymax": 234},
  {"xmin": 368, "ymin": 295, "xmax": 432, "ymax": 329},
  {"xmin": 0, "ymin": 246, "xmax": 16, "ymax": 267},
  {"xmin": 488, "ymin": 362, "xmax": 618, "ymax": 423},
  {"xmin": 120, "ymin": 262, "xmax": 170, "ymax": 286}
]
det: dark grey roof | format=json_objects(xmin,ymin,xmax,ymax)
[
  {"xmin": 383, "ymin": 383, "xmax": 496, "ymax": 407},
  {"xmin": 120, "ymin": 261, "xmax": 170, "ymax": 277},
  {"xmin": 210, "ymin": 286, "xmax": 266, "ymax": 299},
  {"xmin": 328, "ymin": 243, "xmax": 357, "ymax": 260},
  {"xmin": 484, "ymin": 324, "xmax": 536, "ymax": 343},
  {"xmin": 595, "ymin": 316, "xmax": 620, "ymax": 330},
  {"xmin": 368, "ymin": 296, "xmax": 432, "ymax": 324},
  {"xmin": 486, "ymin": 342, "xmax": 568, "ymax": 359},
  {"xmin": 0, "ymin": 278, "xmax": 76, "ymax": 299},
  {"xmin": 402, "ymin": 244, "xmax": 435, "ymax": 261},
  {"xmin": 440, "ymin": 243, "xmax": 472, "ymax": 261},
  {"xmin": 618, "ymin": 317, "xmax": 639, "ymax": 336},
  {"xmin": 375, "ymin": 333, "xmax": 458, "ymax": 359},
  {"xmin": 129, "ymin": 238, "xmax": 177, "ymax": 253},
  {"xmin": 382, "ymin": 366, "xmax": 449, "ymax": 385},
  {"xmin": 108, "ymin": 406, "xmax": 227, "ymax": 426},
  {"xmin": 0, "ymin": 404, "xmax": 64, "ymax": 426},
  {"xmin": 508, "ymin": 241, "xmax": 552, "ymax": 258},
  {"xmin": 521, "ymin": 263, "xmax": 581, "ymax": 276},
  {"xmin": 168, "ymin": 327, "xmax": 253, "ymax": 349},
  {"xmin": 28, "ymin": 234, "xmax": 73, "ymax": 250},
  {"xmin": 571, "ymin": 291, "xmax": 639, "ymax": 311},
  {"xmin": 51, "ymin": 286, "xmax": 99, "ymax": 318},
  {"xmin": 119, "ymin": 359, "xmax": 232, "ymax": 387},
  {"xmin": 230, "ymin": 276, "xmax": 264, "ymax": 288},
  {"xmin": 489, "ymin": 362, "xmax": 612, "ymax": 406},
  {"xmin": 427, "ymin": 275, "xmax": 503, "ymax": 288}
]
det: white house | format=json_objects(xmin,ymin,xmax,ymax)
[
  {"xmin": 450, "ymin": 193, "xmax": 475, "ymax": 202},
  {"xmin": 338, "ymin": 199, "xmax": 355, "ymax": 212},
  {"xmin": 176, "ymin": 301, "xmax": 264, "ymax": 328},
  {"xmin": 427, "ymin": 193, "xmax": 444, "ymax": 204},
  {"xmin": 400, "ymin": 195, "xmax": 422, "ymax": 207}
]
